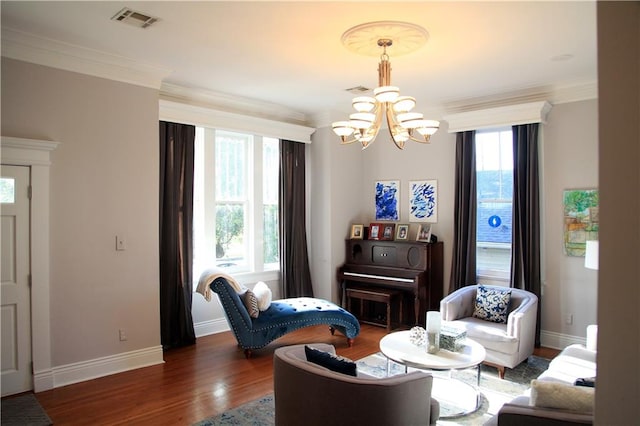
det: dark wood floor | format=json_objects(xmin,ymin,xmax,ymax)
[{"xmin": 28, "ymin": 324, "xmax": 558, "ymax": 425}]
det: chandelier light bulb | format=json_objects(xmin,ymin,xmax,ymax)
[
  {"xmin": 397, "ymin": 112, "xmax": 425, "ymax": 128},
  {"xmin": 393, "ymin": 96, "xmax": 416, "ymax": 113},
  {"xmin": 352, "ymin": 97, "xmax": 376, "ymax": 112},
  {"xmin": 349, "ymin": 112, "xmax": 375, "ymax": 129},
  {"xmin": 332, "ymin": 121, "xmax": 355, "ymax": 138},
  {"xmin": 374, "ymin": 86, "xmax": 400, "ymax": 103}
]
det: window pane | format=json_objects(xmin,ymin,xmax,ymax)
[
  {"xmin": 476, "ymin": 130, "xmax": 513, "ymax": 278},
  {"xmin": 263, "ymin": 205, "xmax": 279, "ymax": 264},
  {"xmin": 215, "ymin": 131, "xmax": 248, "ymax": 201},
  {"xmin": 263, "ymin": 138, "xmax": 279, "ymax": 204},
  {"xmin": 263, "ymin": 137, "xmax": 279, "ymax": 266},
  {"xmin": 216, "ymin": 204, "xmax": 245, "ymax": 267},
  {"xmin": 0, "ymin": 178, "xmax": 15, "ymax": 203}
]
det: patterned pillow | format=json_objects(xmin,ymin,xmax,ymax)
[
  {"xmin": 240, "ymin": 289, "xmax": 259, "ymax": 318},
  {"xmin": 305, "ymin": 345, "xmax": 357, "ymax": 376},
  {"xmin": 472, "ymin": 285, "xmax": 512, "ymax": 323}
]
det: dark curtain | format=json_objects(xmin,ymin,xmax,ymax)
[
  {"xmin": 449, "ymin": 130, "xmax": 477, "ymax": 294},
  {"xmin": 159, "ymin": 121, "xmax": 196, "ymax": 349},
  {"xmin": 279, "ymin": 139, "xmax": 314, "ymax": 298},
  {"xmin": 511, "ymin": 123, "xmax": 542, "ymax": 346}
]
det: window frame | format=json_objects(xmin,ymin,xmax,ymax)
[
  {"xmin": 475, "ymin": 127, "xmax": 513, "ymax": 284},
  {"xmin": 193, "ymin": 127, "xmax": 280, "ymax": 286}
]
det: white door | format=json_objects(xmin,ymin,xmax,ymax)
[{"xmin": 1, "ymin": 165, "xmax": 32, "ymax": 396}]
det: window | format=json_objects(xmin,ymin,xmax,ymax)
[
  {"xmin": 193, "ymin": 127, "xmax": 279, "ymax": 281},
  {"xmin": 476, "ymin": 129, "xmax": 513, "ymax": 281}
]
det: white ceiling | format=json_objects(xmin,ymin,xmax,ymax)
[{"xmin": 1, "ymin": 1, "xmax": 598, "ymax": 126}]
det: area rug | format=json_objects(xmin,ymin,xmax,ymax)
[
  {"xmin": 1, "ymin": 393, "xmax": 52, "ymax": 426},
  {"xmin": 193, "ymin": 354, "xmax": 549, "ymax": 426}
]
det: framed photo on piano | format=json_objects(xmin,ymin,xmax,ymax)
[
  {"xmin": 350, "ymin": 224, "xmax": 364, "ymax": 239},
  {"xmin": 396, "ymin": 224, "xmax": 409, "ymax": 240},
  {"xmin": 368, "ymin": 223, "xmax": 383, "ymax": 240},
  {"xmin": 417, "ymin": 224, "xmax": 432, "ymax": 242},
  {"xmin": 380, "ymin": 224, "xmax": 395, "ymax": 240}
]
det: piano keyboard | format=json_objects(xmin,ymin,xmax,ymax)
[{"xmin": 342, "ymin": 271, "xmax": 414, "ymax": 283}]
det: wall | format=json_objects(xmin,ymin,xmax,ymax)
[
  {"xmin": 595, "ymin": 2, "xmax": 640, "ymax": 423},
  {"xmin": 1, "ymin": 59, "xmax": 162, "ymax": 371},
  {"xmin": 541, "ymin": 99, "xmax": 599, "ymax": 345},
  {"xmin": 311, "ymin": 99, "xmax": 599, "ymax": 348}
]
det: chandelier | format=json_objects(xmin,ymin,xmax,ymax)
[{"xmin": 332, "ymin": 22, "xmax": 440, "ymax": 150}]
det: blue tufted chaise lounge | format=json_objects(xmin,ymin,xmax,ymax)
[{"xmin": 205, "ymin": 276, "xmax": 360, "ymax": 358}]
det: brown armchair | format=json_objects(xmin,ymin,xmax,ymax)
[{"xmin": 273, "ymin": 343, "xmax": 439, "ymax": 426}]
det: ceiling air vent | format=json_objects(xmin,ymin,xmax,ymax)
[
  {"xmin": 111, "ymin": 7, "xmax": 159, "ymax": 29},
  {"xmin": 346, "ymin": 85, "xmax": 371, "ymax": 95}
]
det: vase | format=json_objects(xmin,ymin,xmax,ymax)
[{"xmin": 426, "ymin": 311, "xmax": 441, "ymax": 354}]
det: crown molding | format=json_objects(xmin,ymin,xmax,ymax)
[
  {"xmin": 160, "ymin": 83, "xmax": 310, "ymax": 127},
  {"xmin": 444, "ymin": 101, "xmax": 552, "ymax": 133},
  {"xmin": 1, "ymin": 27, "xmax": 172, "ymax": 89},
  {"xmin": 159, "ymin": 99, "xmax": 315, "ymax": 143}
]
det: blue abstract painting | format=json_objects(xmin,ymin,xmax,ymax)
[
  {"xmin": 375, "ymin": 180, "xmax": 399, "ymax": 221},
  {"xmin": 409, "ymin": 180, "xmax": 438, "ymax": 223}
]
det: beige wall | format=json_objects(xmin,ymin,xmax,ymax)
[
  {"xmin": 1, "ymin": 58, "xmax": 161, "ymax": 366},
  {"xmin": 596, "ymin": 2, "xmax": 640, "ymax": 423},
  {"xmin": 542, "ymin": 100, "xmax": 599, "ymax": 341}
]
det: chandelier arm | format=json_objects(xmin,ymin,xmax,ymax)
[
  {"xmin": 385, "ymin": 103, "xmax": 406, "ymax": 150},
  {"xmin": 407, "ymin": 133, "xmax": 432, "ymax": 144}
]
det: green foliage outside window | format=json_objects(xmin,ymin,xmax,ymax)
[
  {"xmin": 263, "ymin": 205, "xmax": 279, "ymax": 264},
  {"xmin": 216, "ymin": 204, "xmax": 244, "ymax": 258}
]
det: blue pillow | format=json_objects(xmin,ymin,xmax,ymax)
[
  {"xmin": 472, "ymin": 285, "xmax": 512, "ymax": 323},
  {"xmin": 304, "ymin": 345, "xmax": 357, "ymax": 376}
]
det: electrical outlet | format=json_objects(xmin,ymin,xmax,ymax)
[
  {"xmin": 565, "ymin": 314, "xmax": 573, "ymax": 325},
  {"xmin": 119, "ymin": 328, "xmax": 127, "ymax": 341}
]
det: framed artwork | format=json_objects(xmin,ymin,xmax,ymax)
[
  {"xmin": 380, "ymin": 224, "xmax": 396, "ymax": 241},
  {"xmin": 409, "ymin": 180, "xmax": 438, "ymax": 223},
  {"xmin": 375, "ymin": 180, "xmax": 400, "ymax": 221},
  {"xmin": 368, "ymin": 222, "xmax": 384, "ymax": 240},
  {"xmin": 563, "ymin": 189, "xmax": 599, "ymax": 256},
  {"xmin": 416, "ymin": 224, "xmax": 432, "ymax": 242},
  {"xmin": 396, "ymin": 224, "xmax": 409, "ymax": 241},
  {"xmin": 350, "ymin": 224, "xmax": 364, "ymax": 240}
]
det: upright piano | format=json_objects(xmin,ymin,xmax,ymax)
[{"xmin": 337, "ymin": 239, "xmax": 443, "ymax": 327}]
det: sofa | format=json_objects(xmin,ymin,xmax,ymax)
[
  {"xmin": 440, "ymin": 285, "xmax": 538, "ymax": 378},
  {"xmin": 487, "ymin": 325, "xmax": 597, "ymax": 425},
  {"xmin": 273, "ymin": 343, "xmax": 440, "ymax": 426}
]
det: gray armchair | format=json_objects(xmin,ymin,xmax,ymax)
[
  {"xmin": 440, "ymin": 285, "xmax": 538, "ymax": 378},
  {"xmin": 273, "ymin": 343, "xmax": 439, "ymax": 426}
]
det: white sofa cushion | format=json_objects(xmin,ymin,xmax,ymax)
[
  {"xmin": 452, "ymin": 317, "xmax": 519, "ymax": 354},
  {"xmin": 530, "ymin": 379, "xmax": 594, "ymax": 413}
]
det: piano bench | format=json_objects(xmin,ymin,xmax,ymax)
[{"xmin": 346, "ymin": 288, "xmax": 402, "ymax": 331}]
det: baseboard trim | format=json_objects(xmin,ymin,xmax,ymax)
[
  {"xmin": 42, "ymin": 346, "xmax": 164, "ymax": 390},
  {"xmin": 194, "ymin": 318, "xmax": 230, "ymax": 338},
  {"xmin": 540, "ymin": 330, "xmax": 586, "ymax": 350}
]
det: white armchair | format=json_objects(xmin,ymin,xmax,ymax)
[{"xmin": 440, "ymin": 285, "xmax": 538, "ymax": 378}]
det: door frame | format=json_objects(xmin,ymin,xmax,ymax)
[{"xmin": 1, "ymin": 136, "xmax": 58, "ymax": 392}]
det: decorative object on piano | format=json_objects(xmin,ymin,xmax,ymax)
[
  {"xmin": 368, "ymin": 222, "xmax": 383, "ymax": 240},
  {"xmin": 409, "ymin": 180, "xmax": 438, "ymax": 223},
  {"xmin": 380, "ymin": 224, "xmax": 396, "ymax": 241},
  {"xmin": 409, "ymin": 326, "xmax": 426, "ymax": 346},
  {"xmin": 395, "ymin": 224, "xmax": 409, "ymax": 241},
  {"xmin": 375, "ymin": 180, "xmax": 400, "ymax": 221},
  {"xmin": 350, "ymin": 224, "xmax": 364, "ymax": 240},
  {"xmin": 440, "ymin": 323, "xmax": 467, "ymax": 352},
  {"xmin": 416, "ymin": 224, "xmax": 432, "ymax": 242},
  {"xmin": 426, "ymin": 311, "xmax": 441, "ymax": 354}
]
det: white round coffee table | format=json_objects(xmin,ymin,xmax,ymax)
[{"xmin": 379, "ymin": 330, "xmax": 486, "ymax": 418}]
